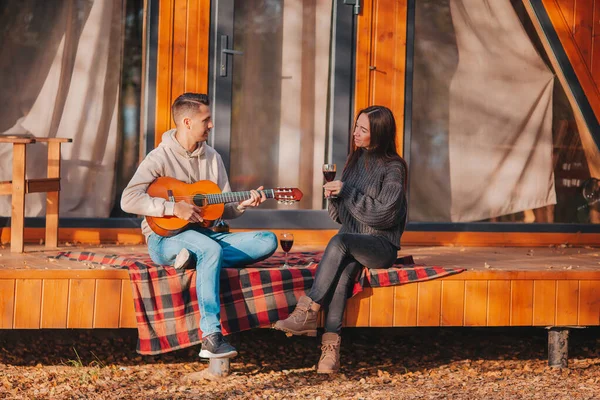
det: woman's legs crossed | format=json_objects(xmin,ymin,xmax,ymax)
[{"xmin": 308, "ymin": 233, "xmax": 397, "ymax": 305}]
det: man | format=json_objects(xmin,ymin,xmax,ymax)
[{"xmin": 121, "ymin": 93, "xmax": 277, "ymax": 359}]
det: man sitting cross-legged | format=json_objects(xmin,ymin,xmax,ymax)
[{"xmin": 121, "ymin": 92, "xmax": 277, "ymax": 359}]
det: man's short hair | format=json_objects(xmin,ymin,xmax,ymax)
[{"xmin": 171, "ymin": 93, "xmax": 210, "ymax": 124}]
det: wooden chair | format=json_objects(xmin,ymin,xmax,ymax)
[{"xmin": 0, "ymin": 136, "xmax": 72, "ymax": 253}]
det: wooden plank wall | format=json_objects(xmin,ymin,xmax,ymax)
[
  {"xmin": 542, "ymin": 0, "xmax": 600, "ymax": 124},
  {"xmin": 1, "ymin": 272, "xmax": 597, "ymax": 329},
  {"xmin": 344, "ymin": 277, "xmax": 600, "ymax": 328},
  {"xmin": 154, "ymin": 0, "xmax": 211, "ymax": 147},
  {"xmin": 0, "ymin": 275, "xmax": 136, "ymax": 329},
  {"xmin": 354, "ymin": 0, "xmax": 408, "ymax": 154}
]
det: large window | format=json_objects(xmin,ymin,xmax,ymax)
[
  {"xmin": 0, "ymin": 0, "xmax": 144, "ymax": 220},
  {"xmin": 409, "ymin": 0, "xmax": 600, "ymax": 225}
]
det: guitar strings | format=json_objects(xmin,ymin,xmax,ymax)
[
  {"xmin": 168, "ymin": 191, "xmax": 275, "ymax": 200},
  {"xmin": 169, "ymin": 194, "xmax": 263, "ymax": 199}
]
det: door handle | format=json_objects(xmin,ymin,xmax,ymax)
[{"xmin": 220, "ymin": 35, "xmax": 243, "ymax": 77}]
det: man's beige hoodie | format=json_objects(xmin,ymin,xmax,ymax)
[{"xmin": 121, "ymin": 129, "xmax": 243, "ymax": 240}]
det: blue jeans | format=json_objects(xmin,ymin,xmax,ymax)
[{"xmin": 147, "ymin": 228, "xmax": 277, "ymax": 335}]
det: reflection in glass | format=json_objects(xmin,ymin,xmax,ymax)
[
  {"xmin": 229, "ymin": 0, "xmax": 333, "ymax": 210},
  {"xmin": 409, "ymin": 0, "xmax": 599, "ymax": 224}
]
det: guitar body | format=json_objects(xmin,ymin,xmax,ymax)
[{"xmin": 146, "ymin": 177, "xmax": 224, "ymax": 237}]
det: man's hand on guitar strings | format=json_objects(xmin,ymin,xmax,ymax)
[
  {"xmin": 238, "ymin": 186, "xmax": 267, "ymax": 210},
  {"xmin": 173, "ymin": 201, "xmax": 204, "ymax": 223}
]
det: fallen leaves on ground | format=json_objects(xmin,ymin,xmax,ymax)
[{"xmin": 0, "ymin": 327, "xmax": 599, "ymax": 399}]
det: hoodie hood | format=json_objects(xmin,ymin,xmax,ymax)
[{"xmin": 160, "ymin": 129, "xmax": 206, "ymax": 158}]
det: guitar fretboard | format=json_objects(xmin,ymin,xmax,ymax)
[{"xmin": 204, "ymin": 189, "xmax": 276, "ymax": 205}]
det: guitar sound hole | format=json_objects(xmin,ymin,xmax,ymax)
[{"xmin": 193, "ymin": 195, "xmax": 208, "ymax": 207}]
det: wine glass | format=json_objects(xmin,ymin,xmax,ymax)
[
  {"xmin": 582, "ymin": 178, "xmax": 600, "ymax": 208},
  {"xmin": 279, "ymin": 232, "xmax": 294, "ymax": 268},
  {"xmin": 322, "ymin": 164, "xmax": 337, "ymax": 198}
]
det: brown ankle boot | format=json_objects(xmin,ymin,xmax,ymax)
[
  {"xmin": 317, "ymin": 332, "xmax": 341, "ymax": 374},
  {"xmin": 273, "ymin": 295, "xmax": 320, "ymax": 337}
]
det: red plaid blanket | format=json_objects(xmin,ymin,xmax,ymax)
[{"xmin": 54, "ymin": 251, "xmax": 464, "ymax": 355}]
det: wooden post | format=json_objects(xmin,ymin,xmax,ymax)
[
  {"xmin": 182, "ymin": 358, "xmax": 231, "ymax": 382},
  {"xmin": 45, "ymin": 141, "xmax": 61, "ymax": 248},
  {"xmin": 207, "ymin": 358, "xmax": 231, "ymax": 378},
  {"xmin": 548, "ymin": 327, "xmax": 569, "ymax": 368},
  {"xmin": 10, "ymin": 143, "xmax": 27, "ymax": 253}
]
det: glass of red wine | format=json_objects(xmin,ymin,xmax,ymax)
[
  {"xmin": 279, "ymin": 232, "xmax": 294, "ymax": 268},
  {"xmin": 322, "ymin": 164, "xmax": 337, "ymax": 198}
]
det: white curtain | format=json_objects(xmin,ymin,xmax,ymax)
[
  {"xmin": 0, "ymin": 0, "xmax": 123, "ymax": 217},
  {"xmin": 410, "ymin": 0, "xmax": 556, "ymax": 222}
]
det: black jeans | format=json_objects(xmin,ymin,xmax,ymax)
[{"xmin": 307, "ymin": 233, "xmax": 398, "ymax": 333}]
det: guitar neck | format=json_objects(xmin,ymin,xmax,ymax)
[{"xmin": 203, "ymin": 189, "xmax": 276, "ymax": 205}]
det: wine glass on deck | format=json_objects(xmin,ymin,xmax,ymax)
[
  {"xmin": 279, "ymin": 232, "xmax": 294, "ymax": 268},
  {"xmin": 322, "ymin": 164, "xmax": 337, "ymax": 198}
]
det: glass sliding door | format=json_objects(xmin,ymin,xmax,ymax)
[{"xmin": 210, "ymin": 0, "xmax": 354, "ymax": 214}]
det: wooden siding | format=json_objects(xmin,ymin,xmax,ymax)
[
  {"xmin": 1, "ymin": 274, "xmax": 598, "ymax": 329},
  {"xmin": 354, "ymin": 0, "xmax": 408, "ymax": 154},
  {"xmin": 1, "ymin": 244, "xmax": 600, "ymax": 330},
  {"xmin": 0, "ymin": 275, "xmax": 136, "ymax": 329},
  {"xmin": 155, "ymin": 0, "xmax": 210, "ymax": 147},
  {"xmin": 343, "ymin": 277, "xmax": 600, "ymax": 328}
]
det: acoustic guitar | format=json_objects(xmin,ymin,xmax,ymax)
[{"xmin": 146, "ymin": 177, "xmax": 303, "ymax": 237}]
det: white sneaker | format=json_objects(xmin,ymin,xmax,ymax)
[{"xmin": 173, "ymin": 248, "xmax": 191, "ymax": 269}]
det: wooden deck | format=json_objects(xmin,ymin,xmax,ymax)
[{"xmin": 0, "ymin": 244, "xmax": 599, "ymax": 330}]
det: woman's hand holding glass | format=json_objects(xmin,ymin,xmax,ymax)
[
  {"xmin": 323, "ymin": 164, "xmax": 337, "ymax": 198},
  {"xmin": 323, "ymin": 180, "xmax": 343, "ymax": 198}
]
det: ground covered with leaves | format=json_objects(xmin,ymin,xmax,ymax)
[{"xmin": 0, "ymin": 326, "xmax": 598, "ymax": 399}]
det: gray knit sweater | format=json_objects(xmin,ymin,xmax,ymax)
[{"xmin": 328, "ymin": 151, "xmax": 407, "ymax": 249}]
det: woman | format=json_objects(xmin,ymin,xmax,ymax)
[{"xmin": 274, "ymin": 105, "xmax": 408, "ymax": 373}]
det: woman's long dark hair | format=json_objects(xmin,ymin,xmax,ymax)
[{"xmin": 344, "ymin": 106, "xmax": 407, "ymax": 179}]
